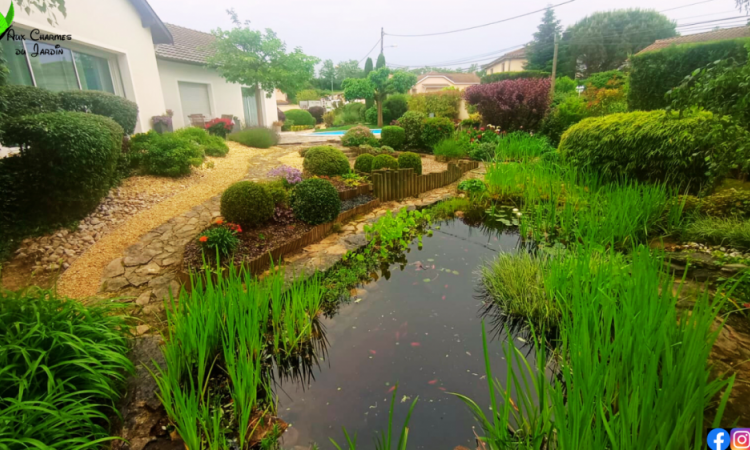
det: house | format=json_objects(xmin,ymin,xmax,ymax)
[
  {"xmin": 482, "ymin": 47, "xmax": 527, "ymax": 75},
  {"xmin": 410, "ymin": 72, "xmax": 480, "ymax": 94},
  {"xmin": 636, "ymin": 25, "xmax": 750, "ymax": 54},
  {"xmin": 1, "ymin": 0, "xmax": 277, "ymax": 132}
]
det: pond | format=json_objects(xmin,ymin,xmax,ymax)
[{"xmin": 276, "ymin": 217, "xmax": 535, "ymax": 449}]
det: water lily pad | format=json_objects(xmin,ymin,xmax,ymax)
[
  {"xmin": 423, "ymin": 278, "xmax": 431, "ymax": 283},
  {"xmin": 452, "ymin": 270, "xmax": 460, "ymax": 275},
  {"xmin": 427, "ymin": 258, "xmax": 434, "ymax": 262}
]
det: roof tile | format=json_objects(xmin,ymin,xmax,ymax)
[
  {"xmin": 637, "ymin": 26, "xmax": 750, "ymax": 54},
  {"xmin": 155, "ymin": 23, "xmax": 216, "ymax": 64}
]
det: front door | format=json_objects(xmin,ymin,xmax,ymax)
[{"xmin": 242, "ymin": 87, "xmax": 260, "ymax": 128}]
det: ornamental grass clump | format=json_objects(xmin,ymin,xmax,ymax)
[{"xmin": 228, "ymin": 127, "xmax": 280, "ymax": 149}]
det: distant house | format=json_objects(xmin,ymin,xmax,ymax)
[
  {"xmin": 482, "ymin": 48, "xmax": 527, "ymax": 75},
  {"xmin": 636, "ymin": 25, "xmax": 750, "ymax": 54},
  {"xmin": 410, "ymin": 72, "xmax": 480, "ymax": 94},
  {"xmin": 155, "ymin": 24, "xmax": 277, "ymax": 130}
]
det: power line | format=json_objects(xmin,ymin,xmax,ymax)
[
  {"xmin": 358, "ymin": 38, "xmax": 381, "ymax": 63},
  {"xmin": 384, "ymin": 0, "xmax": 575, "ymax": 38},
  {"xmin": 659, "ymin": 0, "xmax": 723, "ymax": 13}
]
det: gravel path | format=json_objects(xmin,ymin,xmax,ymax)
[{"xmin": 56, "ymin": 142, "xmax": 295, "ymax": 299}]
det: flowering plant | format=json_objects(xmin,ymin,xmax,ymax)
[
  {"xmin": 205, "ymin": 118, "xmax": 234, "ymax": 138},
  {"xmin": 267, "ymin": 165, "xmax": 303, "ymax": 187},
  {"xmin": 198, "ymin": 219, "xmax": 242, "ymax": 256}
]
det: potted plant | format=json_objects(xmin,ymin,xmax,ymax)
[
  {"xmin": 151, "ymin": 110, "xmax": 173, "ymax": 134},
  {"xmin": 272, "ymin": 121, "xmax": 284, "ymax": 133}
]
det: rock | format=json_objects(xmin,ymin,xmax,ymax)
[
  {"xmin": 47, "ymin": 263, "xmax": 60, "ymax": 272},
  {"xmin": 135, "ymin": 325, "xmax": 150, "ymax": 336},
  {"xmin": 103, "ymin": 258, "xmax": 126, "ymax": 278},
  {"xmin": 722, "ymin": 264, "xmax": 749, "ymax": 274},
  {"xmin": 103, "ymin": 276, "xmax": 130, "ymax": 292},
  {"xmin": 154, "ymin": 280, "xmax": 181, "ymax": 302},
  {"xmin": 125, "ymin": 271, "xmax": 152, "ymax": 288},
  {"xmin": 142, "ymin": 303, "xmax": 165, "ymax": 315},
  {"xmin": 64, "ymin": 249, "xmax": 76, "ymax": 258},
  {"xmin": 123, "ymin": 254, "xmax": 154, "ymax": 267},
  {"xmin": 136, "ymin": 291, "xmax": 154, "ymax": 306},
  {"xmin": 136, "ymin": 262, "xmax": 162, "ymax": 276},
  {"xmin": 325, "ymin": 244, "xmax": 348, "ymax": 256},
  {"xmin": 148, "ymin": 273, "xmax": 174, "ymax": 289}
]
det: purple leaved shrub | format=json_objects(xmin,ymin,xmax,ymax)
[{"xmin": 463, "ymin": 78, "xmax": 552, "ymax": 132}]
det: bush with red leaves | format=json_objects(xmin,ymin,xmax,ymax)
[{"xmin": 463, "ymin": 78, "xmax": 552, "ymax": 132}]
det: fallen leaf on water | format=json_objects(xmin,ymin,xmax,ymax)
[
  {"xmin": 442, "ymin": 295, "xmax": 446, "ymax": 300},
  {"xmin": 388, "ymin": 386, "xmax": 396, "ymax": 393},
  {"xmin": 517, "ymin": 337, "xmax": 527, "ymax": 343},
  {"xmin": 427, "ymin": 258, "xmax": 434, "ymax": 262},
  {"xmin": 438, "ymin": 387, "xmax": 447, "ymax": 391},
  {"xmin": 401, "ymin": 395, "xmax": 411, "ymax": 403},
  {"xmin": 355, "ymin": 298, "xmax": 362, "ymax": 303},
  {"xmin": 452, "ymin": 270, "xmax": 460, "ymax": 275},
  {"xmin": 369, "ymin": 350, "xmax": 377, "ymax": 355},
  {"xmin": 466, "ymin": 351, "xmax": 472, "ymax": 356},
  {"xmin": 428, "ymin": 379, "xmax": 438, "ymax": 385},
  {"xmin": 369, "ymin": 402, "xmax": 378, "ymax": 409},
  {"xmin": 411, "ymin": 342, "xmax": 421, "ymax": 347},
  {"xmin": 423, "ymin": 278, "xmax": 431, "ymax": 283}
]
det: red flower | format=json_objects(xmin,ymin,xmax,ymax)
[
  {"xmin": 744, "ymin": 302, "xmax": 750, "ymax": 309},
  {"xmin": 199, "ymin": 236, "xmax": 208, "ymax": 243},
  {"xmin": 470, "ymin": 139, "xmax": 474, "ymax": 143},
  {"xmin": 215, "ymin": 219, "xmax": 224, "ymax": 225},
  {"xmin": 480, "ymin": 127, "xmax": 485, "ymax": 131}
]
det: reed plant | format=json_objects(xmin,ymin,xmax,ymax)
[
  {"xmin": 683, "ymin": 216, "xmax": 750, "ymax": 250},
  {"xmin": 495, "ymin": 132, "xmax": 555, "ymax": 163}
]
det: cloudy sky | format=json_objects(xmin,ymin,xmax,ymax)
[{"xmin": 147, "ymin": 0, "xmax": 748, "ymax": 70}]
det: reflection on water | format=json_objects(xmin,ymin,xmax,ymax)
[{"xmin": 276, "ymin": 218, "xmax": 534, "ymax": 450}]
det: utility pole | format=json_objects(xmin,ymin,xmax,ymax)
[
  {"xmin": 550, "ymin": 33, "xmax": 559, "ymax": 97},
  {"xmin": 381, "ymin": 27, "xmax": 384, "ymax": 54}
]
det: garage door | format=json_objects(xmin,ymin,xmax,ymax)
[{"xmin": 179, "ymin": 81, "xmax": 212, "ymax": 126}]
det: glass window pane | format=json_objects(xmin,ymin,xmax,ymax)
[
  {"xmin": 74, "ymin": 51, "xmax": 114, "ymax": 94},
  {"xmin": 27, "ymin": 41, "xmax": 79, "ymax": 92},
  {"xmin": 0, "ymin": 39, "xmax": 33, "ymax": 86}
]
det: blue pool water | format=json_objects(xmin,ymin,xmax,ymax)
[{"xmin": 315, "ymin": 129, "xmax": 381, "ymax": 136}]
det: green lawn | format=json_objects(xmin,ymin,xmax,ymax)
[{"xmin": 313, "ymin": 124, "xmax": 379, "ymax": 133}]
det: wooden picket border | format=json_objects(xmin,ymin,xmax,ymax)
[
  {"xmin": 369, "ymin": 160, "xmax": 479, "ymax": 202},
  {"xmin": 338, "ymin": 184, "xmax": 372, "ymax": 201}
]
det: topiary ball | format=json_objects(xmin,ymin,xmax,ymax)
[
  {"xmin": 290, "ymin": 178, "xmax": 341, "ymax": 225},
  {"xmin": 354, "ymin": 154, "xmax": 375, "ymax": 173},
  {"xmin": 220, "ymin": 181, "xmax": 274, "ymax": 228},
  {"xmin": 398, "ymin": 152, "xmax": 422, "ymax": 175},
  {"xmin": 341, "ymin": 125, "xmax": 375, "ymax": 147},
  {"xmin": 381, "ymin": 126, "xmax": 406, "ymax": 150},
  {"xmin": 303, "ymin": 146, "xmax": 351, "ymax": 176},
  {"xmin": 371, "ymin": 154, "xmax": 399, "ymax": 171}
]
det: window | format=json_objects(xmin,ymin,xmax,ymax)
[{"xmin": 2, "ymin": 38, "xmax": 119, "ymax": 95}]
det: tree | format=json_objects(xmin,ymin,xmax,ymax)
[
  {"xmin": 207, "ymin": 10, "xmax": 319, "ymax": 97},
  {"xmin": 376, "ymin": 53, "xmax": 386, "ymax": 69},
  {"xmin": 364, "ymin": 57, "xmax": 374, "ymax": 109},
  {"xmin": 342, "ymin": 68, "xmax": 417, "ymax": 126},
  {"xmin": 559, "ymin": 9, "xmax": 677, "ymax": 77},
  {"xmin": 335, "ymin": 59, "xmax": 363, "ymax": 82},
  {"xmin": 525, "ymin": 7, "xmax": 561, "ymax": 72},
  {"xmin": 320, "ymin": 59, "xmax": 336, "ymax": 90}
]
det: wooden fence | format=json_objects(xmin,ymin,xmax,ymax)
[
  {"xmin": 370, "ymin": 160, "xmax": 479, "ymax": 202},
  {"xmin": 339, "ymin": 184, "xmax": 372, "ymax": 201}
]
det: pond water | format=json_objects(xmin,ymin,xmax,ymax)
[{"xmin": 276, "ymin": 218, "xmax": 534, "ymax": 449}]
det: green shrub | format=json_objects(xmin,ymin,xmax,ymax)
[
  {"xmin": 281, "ymin": 119, "xmax": 295, "ymax": 131},
  {"xmin": 290, "ymin": 178, "xmax": 341, "ymax": 225},
  {"xmin": 559, "ymin": 110, "xmax": 750, "ymax": 192},
  {"xmin": 58, "ymin": 90, "xmax": 139, "ymax": 135},
  {"xmin": 220, "ymin": 181, "xmax": 274, "ymax": 228},
  {"xmin": 381, "ymin": 126, "xmax": 406, "ymax": 150},
  {"xmin": 407, "ymin": 90, "xmax": 462, "ymax": 119},
  {"xmin": 378, "ymin": 145, "xmax": 394, "ymax": 154},
  {"xmin": 433, "ymin": 139, "xmax": 467, "ymax": 159},
  {"xmin": 0, "ymin": 85, "xmax": 60, "ymax": 117},
  {"xmin": 176, "ymin": 127, "xmax": 229, "ymax": 156},
  {"xmin": 458, "ymin": 178, "xmax": 487, "ymax": 194},
  {"xmin": 303, "ymin": 146, "xmax": 351, "ymax": 176},
  {"xmin": 341, "ymin": 103, "xmax": 366, "ymax": 124},
  {"xmin": 540, "ymin": 93, "xmax": 589, "ymax": 147},
  {"xmin": 1, "ymin": 112, "xmax": 123, "ymax": 222},
  {"xmin": 469, "ymin": 142, "xmax": 497, "ymax": 161},
  {"xmin": 308, "ymin": 106, "xmax": 325, "ymax": 124},
  {"xmin": 398, "ymin": 111, "xmax": 426, "ymax": 149},
  {"xmin": 141, "ymin": 132, "xmax": 203, "ymax": 177},
  {"xmin": 628, "ymin": 38, "xmax": 749, "ymax": 111},
  {"xmin": 228, "ymin": 127, "xmax": 279, "ymax": 148},
  {"xmin": 421, "ymin": 117, "xmax": 454, "ymax": 149},
  {"xmin": 0, "ymin": 288, "xmax": 133, "ymax": 447},
  {"xmin": 584, "ymin": 70, "xmax": 627, "ymax": 89},
  {"xmin": 700, "ymin": 189, "xmax": 750, "ymax": 218},
  {"xmin": 323, "ymin": 111, "xmax": 336, "ymax": 127},
  {"xmin": 480, "ymin": 70, "xmax": 550, "ymax": 84},
  {"xmin": 265, "ymin": 179, "xmax": 289, "ymax": 207},
  {"xmin": 341, "ymin": 125, "xmax": 375, "ymax": 147},
  {"xmin": 554, "ymin": 76, "xmax": 578, "ymax": 94},
  {"xmin": 683, "ymin": 216, "xmax": 750, "ymax": 250},
  {"xmin": 371, "ymin": 154, "xmax": 399, "ymax": 171},
  {"xmin": 383, "ymin": 94, "xmax": 410, "ymax": 122},
  {"xmin": 397, "ymin": 151, "xmax": 422, "ymax": 175},
  {"xmin": 285, "ymin": 109, "xmax": 316, "ymax": 127},
  {"xmin": 354, "ymin": 153, "xmax": 375, "ymax": 173}
]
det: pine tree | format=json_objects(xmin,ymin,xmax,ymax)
[
  {"xmin": 525, "ymin": 8, "xmax": 561, "ymax": 72},
  {"xmin": 376, "ymin": 53, "xmax": 386, "ymax": 69}
]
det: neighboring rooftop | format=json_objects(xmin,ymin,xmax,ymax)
[
  {"xmin": 129, "ymin": 0, "xmax": 172, "ymax": 45},
  {"xmin": 482, "ymin": 47, "xmax": 527, "ymax": 69},
  {"xmin": 155, "ymin": 23, "xmax": 216, "ymax": 64},
  {"xmin": 417, "ymin": 72, "xmax": 481, "ymax": 84},
  {"xmin": 637, "ymin": 25, "xmax": 750, "ymax": 54}
]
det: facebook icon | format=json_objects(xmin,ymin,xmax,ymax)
[{"xmin": 708, "ymin": 428, "xmax": 730, "ymax": 450}]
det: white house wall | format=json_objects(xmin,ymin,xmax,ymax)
[
  {"xmin": 6, "ymin": 0, "xmax": 166, "ymax": 133},
  {"xmin": 157, "ymin": 59, "xmax": 277, "ymax": 129}
]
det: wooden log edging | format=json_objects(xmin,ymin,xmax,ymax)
[
  {"xmin": 338, "ymin": 183, "xmax": 372, "ymax": 201},
  {"xmin": 370, "ymin": 160, "xmax": 479, "ymax": 202}
]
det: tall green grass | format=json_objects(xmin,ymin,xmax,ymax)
[
  {"xmin": 0, "ymin": 288, "xmax": 133, "ymax": 448},
  {"xmin": 683, "ymin": 216, "xmax": 750, "ymax": 250},
  {"xmin": 152, "ymin": 264, "xmax": 324, "ymax": 449},
  {"xmin": 495, "ymin": 132, "xmax": 555, "ymax": 162}
]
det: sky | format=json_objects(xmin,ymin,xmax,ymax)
[{"xmin": 146, "ymin": 0, "xmax": 748, "ymax": 71}]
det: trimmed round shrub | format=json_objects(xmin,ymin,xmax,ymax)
[
  {"xmin": 0, "ymin": 112, "xmax": 123, "ymax": 222},
  {"xmin": 341, "ymin": 125, "xmax": 375, "ymax": 147},
  {"xmin": 371, "ymin": 154, "xmax": 399, "ymax": 171},
  {"xmin": 228, "ymin": 127, "xmax": 279, "ymax": 149},
  {"xmin": 308, "ymin": 106, "xmax": 326, "ymax": 124},
  {"xmin": 398, "ymin": 152, "xmax": 422, "ymax": 175},
  {"xmin": 290, "ymin": 178, "xmax": 341, "ymax": 225},
  {"xmin": 354, "ymin": 154, "xmax": 375, "ymax": 173},
  {"xmin": 265, "ymin": 180, "xmax": 289, "ymax": 207},
  {"xmin": 285, "ymin": 109, "xmax": 316, "ymax": 127},
  {"xmin": 381, "ymin": 126, "xmax": 406, "ymax": 150},
  {"xmin": 398, "ymin": 111, "xmax": 426, "ymax": 149},
  {"xmin": 421, "ymin": 117, "xmax": 455, "ymax": 150},
  {"xmin": 0, "ymin": 85, "xmax": 60, "ymax": 118},
  {"xmin": 176, "ymin": 127, "xmax": 229, "ymax": 156},
  {"xmin": 377, "ymin": 145, "xmax": 395, "ymax": 154},
  {"xmin": 220, "ymin": 181, "xmax": 274, "ymax": 228},
  {"xmin": 58, "ymin": 90, "xmax": 139, "ymax": 135},
  {"xmin": 141, "ymin": 133, "xmax": 204, "ymax": 177},
  {"xmin": 303, "ymin": 146, "xmax": 351, "ymax": 176},
  {"xmin": 559, "ymin": 110, "xmax": 750, "ymax": 192}
]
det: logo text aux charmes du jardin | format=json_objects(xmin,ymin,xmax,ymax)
[{"xmin": 0, "ymin": 0, "xmax": 72, "ymax": 56}]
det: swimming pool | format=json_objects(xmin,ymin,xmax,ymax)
[{"xmin": 315, "ymin": 129, "xmax": 381, "ymax": 136}]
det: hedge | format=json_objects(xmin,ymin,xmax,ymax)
[
  {"xmin": 628, "ymin": 38, "xmax": 749, "ymax": 111},
  {"xmin": 558, "ymin": 110, "xmax": 750, "ymax": 192},
  {"xmin": 285, "ymin": 109, "xmax": 316, "ymax": 127},
  {"xmin": 0, "ymin": 85, "xmax": 60, "ymax": 117},
  {"xmin": 58, "ymin": 91, "xmax": 139, "ymax": 135},
  {"xmin": 407, "ymin": 90, "xmax": 462, "ymax": 120},
  {"xmin": 380, "ymin": 126, "xmax": 406, "ymax": 150},
  {"xmin": 1, "ymin": 112, "xmax": 124, "ymax": 223},
  {"xmin": 480, "ymin": 70, "xmax": 550, "ymax": 84}
]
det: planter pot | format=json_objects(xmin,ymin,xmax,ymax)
[{"xmin": 272, "ymin": 125, "xmax": 282, "ymax": 133}]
